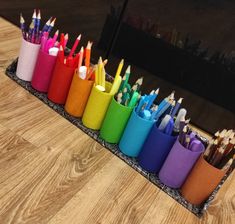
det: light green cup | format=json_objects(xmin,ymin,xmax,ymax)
[{"xmin": 100, "ymin": 96, "xmax": 133, "ymax": 143}]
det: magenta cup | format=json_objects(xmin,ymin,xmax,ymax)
[{"xmin": 31, "ymin": 50, "xmax": 57, "ymax": 92}]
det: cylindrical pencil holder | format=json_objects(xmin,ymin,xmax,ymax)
[
  {"xmin": 64, "ymin": 70, "xmax": 94, "ymax": 117},
  {"xmin": 119, "ymin": 108, "xmax": 154, "ymax": 157},
  {"xmin": 16, "ymin": 38, "xmax": 40, "ymax": 81},
  {"xmin": 82, "ymin": 82, "xmax": 113, "ymax": 130},
  {"xmin": 158, "ymin": 139, "xmax": 204, "ymax": 188},
  {"xmin": 31, "ymin": 50, "xmax": 57, "ymax": 92},
  {"xmin": 180, "ymin": 156, "xmax": 226, "ymax": 205},
  {"xmin": 138, "ymin": 125, "xmax": 177, "ymax": 173},
  {"xmin": 100, "ymin": 97, "xmax": 134, "ymax": 143},
  {"xmin": 47, "ymin": 59, "xmax": 75, "ymax": 104}
]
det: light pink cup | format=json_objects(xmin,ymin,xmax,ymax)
[{"xmin": 16, "ymin": 38, "xmax": 40, "ymax": 81}]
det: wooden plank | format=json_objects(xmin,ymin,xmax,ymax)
[{"xmin": 0, "ymin": 17, "xmax": 234, "ymax": 224}]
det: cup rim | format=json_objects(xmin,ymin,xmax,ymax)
[
  {"xmin": 133, "ymin": 107, "xmax": 155, "ymax": 124},
  {"xmin": 175, "ymin": 138, "xmax": 205, "ymax": 154},
  {"xmin": 199, "ymin": 155, "xmax": 227, "ymax": 173},
  {"xmin": 73, "ymin": 69, "xmax": 94, "ymax": 84},
  {"xmin": 93, "ymin": 82, "xmax": 113, "ymax": 96},
  {"xmin": 111, "ymin": 96, "xmax": 134, "ymax": 110},
  {"xmin": 22, "ymin": 37, "xmax": 41, "ymax": 47}
]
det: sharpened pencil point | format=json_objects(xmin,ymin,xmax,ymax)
[
  {"xmin": 126, "ymin": 65, "xmax": 131, "ymax": 74},
  {"xmin": 155, "ymin": 88, "xmax": 159, "ymax": 94}
]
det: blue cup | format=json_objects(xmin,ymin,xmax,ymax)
[
  {"xmin": 138, "ymin": 124, "xmax": 177, "ymax": 173},
  {"xmin": 119, "ymin": 108, "xmax": 155, "ymax": 157}
]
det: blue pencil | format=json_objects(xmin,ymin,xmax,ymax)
[{"xmin": 171, "ymin": 98, "xmax": 183, "ymax": 118}]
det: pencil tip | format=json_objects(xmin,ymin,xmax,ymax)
[
  {"xmin": 178, "ymin": 98, "xmax": 183, "ymax": 103},
  {"xmin": 50, "ymin": 18, "xmax": 56, "ymax": 26},
  {"xmin": 103, "ymin": 59, "xmax": 108, "ymax": 65},
  {"xmin": 98, "ymin": 57, "xmax": 103, "ymax": 64},
  {"xmin": 126, "ymin": 65, "xmax": 131, "ymax": 73},
  {"xmin": 32, "ymin": 9, "xmax": 37, "ymax": 18},
  {"xmin": 64, "ymin": 33, "xmax": 69, "ymax": 39}
]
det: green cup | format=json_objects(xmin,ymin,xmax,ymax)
[{"xmin": 100, "ymin": 96, "xmax": 134, "ymax": 143}]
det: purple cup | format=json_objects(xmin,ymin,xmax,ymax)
[
  {"xmin": 138, "ymin": 124, "xmax": 177, "ymax": 173},
  {"xmin": 159, "ymin": 139, "xmax": 205, "ymax": 188}
]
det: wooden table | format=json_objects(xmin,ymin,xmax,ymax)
[{"xmin": 0, "ymin": 17, "xmax": 234, "ymax": 224}]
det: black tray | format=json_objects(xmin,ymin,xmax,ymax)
[{"xmin": 5, "ymin": 59, "xmax": 230, "ymax": 217}]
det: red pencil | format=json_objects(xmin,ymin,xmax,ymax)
[
  {"xmin": 68, "ymin": 34, "xmax": 81, "ymax": 57},
  {"xmin": 60, "ymin": 33, "xmax": 64, "ymax": 48},
  {"xmin": 58, "ymin": 45, "xmax": 64, "ymax": 63},
  {"xmin": 64, "ymin": 33, "xmax": 69, "ymax": 48}
]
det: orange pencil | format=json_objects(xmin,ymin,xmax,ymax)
[{"xmin": 85, "ymin": 41, "xmax": 92, "ymax": 72}]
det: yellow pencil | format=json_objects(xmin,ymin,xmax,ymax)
[
  {"xmin": 94, "ymin": 65, "xmax": 98, "ymax": 85},
  {"xmin": 109, "ymin": 76, "xmax": 122, "ymax": 95},
  {"xmin": 101, "ymin": 66, "xmax": 106, "ymax": 89},
  {"xmin": 98, "ymin": 57, "xmax": 103, "ymax": 86},
  {"xmin": 115, "ymin": 59, "xmax": 124, "ymax": 78},
  {"xmin": 110, "ymin": 59, "xmax": 124, "ymax": 94}
]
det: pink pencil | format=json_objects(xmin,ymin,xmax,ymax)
[
  {"xmin": 68, "ymin": 34, "xmax": 81, "ymax": 57},
  {"xmin": 51, "ymin": 30, "xmax": 59, "ymax": 47},
  {"xmin": 45, "ymin": 38, "xmax": 53, "ymax": 53},
  {"xmin": 41, "ymin": 32, "xmax": 49, "ymax": 52}
]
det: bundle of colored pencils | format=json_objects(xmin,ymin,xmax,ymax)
[
  {"xmin": 204, "ymin": 129, "xmax": 235, "ymax": 170},
  {"xmin": 136, "ymin": 91, "xmax": 183, "ymax": 120},
  {"xmin": 76, "ymin": 41, "xmax": 94, "ymax": 80},
  {"xmin": 135, "ymin": 91, "xmax": 185, "ymax": 135},
  {"xmin": 156, "ymin": 107, "xmax": 188, "ymax": 136},
  {"xmin": 58, "ymin": 33, "xmax": 85, "ymax": 69},
  {"xmin": 41, "ymin": 30, "xmax": 59, "ymax": 55},
  {"xmin": 20, "ymin": 9, "xmax": 56, "ymax": 44},
  {"xmin": 177, "ymin": 121, "xmax": 209, "ymax": 152},
  {"xmin": 94, "ymin": 58, "xmax": 123, "ymax": 93},
  {"xmin": 115, "ymin": 65, "xmax": 143, "ymax": 108}
]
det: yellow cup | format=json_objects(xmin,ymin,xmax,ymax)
[{"xmin": 82, "ymin": 82, "xmax": 113, "ymax": 130}]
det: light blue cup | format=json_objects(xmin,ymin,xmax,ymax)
[{"xmin": 119, "ymin": 107, "xmax": 155, "ymax": 157}]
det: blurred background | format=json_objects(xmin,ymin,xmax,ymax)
[{"xmin": 1, "ymin": 0, "xmax": 235, "ymax": 133}]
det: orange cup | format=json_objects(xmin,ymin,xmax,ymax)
[
  {"xmin": 65, "ymin": 70, "xmax": 94, "ymax": 117},
  {"xmin": 180, "ymin": 156, "xmax": 226, "ymax": 205}
]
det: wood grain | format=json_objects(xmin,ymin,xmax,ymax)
[{"xmin": 0, "ymin": 17, "xmax": 234, "ymax": 224}]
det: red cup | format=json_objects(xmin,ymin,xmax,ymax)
[{"xmin": 47, "ymin": 59, "xmax": 75, "ymax": 104}]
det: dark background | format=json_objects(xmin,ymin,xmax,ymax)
[{"xmin": 1, "ymin": 0, "xmax": 234, "ymax": 133}]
